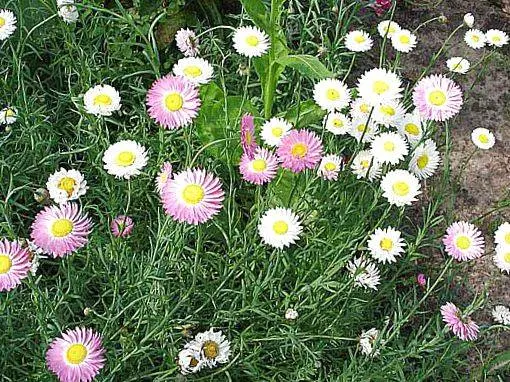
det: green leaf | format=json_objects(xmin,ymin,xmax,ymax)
[
  {"xmin": 239, "ymin": 0, "xmax": 269, "ymax": 31},
  {"xmin": 277, "ymin": 54, "xmax": 333, "ymax": 79},
  {"xmin": 283, "ymin": 100, "xmax": 326, "ymax": 128}
]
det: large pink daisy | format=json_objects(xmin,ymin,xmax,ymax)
[
  {"xmin": 442, "ymin": 221, "xmax": 484, "ymax": 261},
  {"xmin": 146, "ymin": 74, "xmax": 201, "ymax": 129},
  {"xmin": 46, "ymin": 327, "xmax": 106, "ymax": 382},
  {"xmin": 277, "ymin": 129, "xmax": 323, "ymax": 173},
  {"xmin": 412, "ymin": 74, "xmax": 463, "ymax": 122},
  {"xmin": 440, "ymin": 302, "xmax": 479, "ymax": 341},
  {"xmin": 239, "ymin": 147, "xmax": 279, "ymax": 185},
  {"xmin": 241, "ymin": 113, "xmax": 258, "ymax": 159},
  {"xmin": 162, "ymin": 168, "xmax": 225, "ymax": 225},
  {"xmin": 30, "ymin": 203, "xmax": 92, "ymax": 258},
  {"xmin": 0, "ymin": 239, "xmax": 31, "ymax": 292}
]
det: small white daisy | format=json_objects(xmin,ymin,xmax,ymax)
[
  {"xmin": 350, "ymin": 98, "xmax": 373, "ymax": 121},
  {"xmin": 397, "ymin": 111, "xmax": 424, "ymax": 145},
  {"xmin": 494, "ymin": 222, "xmax": 510, "ymax": 249},
  {"xmin": 285, "ymin": 308, "xmax": 299, "ymax": 320},
  {"xmin": 391, "ymin": 29, "xmax": 417, "ymax": 53},
  {"xmin": 175, "ymin": 28, "xmax": 200, "ymax": 57},
  {"xmin": 446, "ymin": 57, "xmax": 470, "ymax": 74},
  {"xmin": 313, "ymin": 78, "xmax": 352, "ymax": 111},
  {"xmin": 324, "ymin": 112, "xmax": 351, "ymax": 135},
  {"xmin": 494, "ymin": 245, "xmax": 510, "ymax": 274},
  {"xmin": 357, "ymin": 68, "xmax": 403, "ymax": 106},
  {"xmin": 173, "ymin": 57, "xmax": 214, "ymax": 85},
  {"xmin": 347, "ymin": 256, "xmax": 381, "ymax": 290},
  {"xmin": 463, "ymin": 13, "xmax": 474, "ymax": 28},
  {"xmin": 381, "ymin": 169, "xmax": 421, "ymax": 207},
  {"xmin": 260, "ymin": 117, "xmax": 293, "ymax": 147},
  {"xmin": 351, "ymin": 150, "xmax": 382, "ymax": 181},
  {"xmin": 464, "ymin": 29, "xmax": 486, "ymax": 49},
  {"xmin": 233, "ymin": 26, "xmax": 270, "ymax": 57},
  {"xmin": 372, "ymin": 100, "xmax": 405, "ymax": 127},
  {"xmin": 370, "ymin": 132, "xmax": 409, "ymax": 165},
  {"xmin": 0, "ymin": 9, "xmax": 17, "ymax": 40},
  {"xmin": 359, "ymin": 328, "xmax": 384, "ymax": 357},
  {"xmin": 492, "ymin": 305, "xmax": 510, "ymax": 325},
  {"xmin": 57, "ymin": 1, "xmax": 79, "ymax": 24},
  {"xmin": 377, "ymin": 20, "xmax": 401, "ymax": 38},
  {"xmin": 177, "ymin": 347, "xmax": 203, "ymax": 375},
  {"xmin": 408, "ymin": 139, "xmax": 441, "ymax": 180},
  {"xmin": 103, "ymin": 140, "xmax": 148, "ymax": 179},
  {"xmin": 486, "ymin": 29, "xmax": 509, "ymax": 48},
  {"xmin": 317, "ymin": 154, "xmax": 343, "ymax": 180},
  {"xmin": 83, "ymin": 84, "xmax": 121, "ymax": 116},
  {"xmin": 367, "ymin": 227, "xmax": 406, "ymax": 264},
  {"xmin": 0, "ymin": 106, "xmax": 17, "ymax": 125},
  {"xmin": 344, "ymin": 30, "xmax": 373, "ymax": 52},
  {"xmin": 349, "ymin": 119, "xmax": 380, "ymax": 143},
  {"xmin": 186, "ymin": 328, "xmax": 231, "ymax": 369},
  {"xmin": 471, "ymin": 128, "xmax": 495, "ymax": 150},
  {"xmin": 258, "ymin": 207, "xmax": 302, "ymax": 249},
  {"xmin": 46, "ymin": 168, "xmax": 88, "ymax": 204}
]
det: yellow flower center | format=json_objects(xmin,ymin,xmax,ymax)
[
  {"xmin": 399, "ymin": 35, "xmax": 410, "ymax": 44},
  {"xmin": 66, "ymin": 344, "xmax": 88, "ymax": 365},
  {"xmin": 455, "ymin": 235, "xmax": 471, "ymax": 250},
  {"xmin": 478, "ymin": 134, "xmax": 489, "ymax": 144},
  {"xmin": 93, "ymin": 94, "xmax": 112, "ymax": 106},
  {"xmin": 472, "ymin": 35, "xmax": 480, "ymax": 42},
  {"xmin": 404, "ymin": 123, "xmax": 420, "ymax": 136},
  {"xmin": 182, "ymin": 184, "xmax": 205, "ymax": 205},
  {"xmin": 252, "ymin": 159, "xmax": 267, "ymax": 172},
  {"xmin": 273, "ymin": 220, "xmax": 289, "ymax": 235},
  {"xmin": 116, "ymin": 151, "xmax": 135, "ymax": 167},
  {"xmin": 388, "ymin": 26, "xmax": 396, "ymax": 33},
  {"xmin": 380, "ymin": 105, "xmax": 395, "ymax": 116},
  {"xmin": 0, "ymin": 255, "xmax": 12, "ymax": 274},
  {"xmin": 380, "ymin": 238, "xmax": 393, "ymax": 251},
  {"xmin": 417, "ymin": 155, "xmax": 429, "ymax": 169},
  {"xmin": 504, "ymin": 252, "xmax": 510, "ymax": 263},
  {"xmin": 361, "ymin": 160, "xmax": 370, "ymax": 168},
  {"xmin": 5, "ymin": 108, "xmax": 15, "ymax": 117},
  {"xmin": 0, "ymin": 17, "xmax": 5, "ymax": 28},
  {"xmin": 326, "ymin": 88, "xmax": 340, "ymax": 101},
  {"xmin": 291, "ymin": 143, "xmax": 308, "ymax": 158},
  {"xmin": 246, "ymin": 35, "xmax": 260, "ymax": 47},
  {"xmin": 203, "ymin": 341, "xmax": 219, "ymax": 359},
  {"xmin": 271, "ymin": 127, "xmax": 283, "ymax": 137},
  {"xmin": 383, "ymin": 141, "xmax": 395, "ymax": 152},
  {"xmin": 332, "ymin": 118, "xmax": 343, "ymax": 128},
  {"xmin": 373, "ymin": 80, "xmax": 389, "ymax": 95},
  {"xmin": 324, "ymin": 162, "xmax": 336, "ymax": 171},
  {"xmin": 183, "ymin": 65, "xmax": 203, "ymax": 78},
  {"xmin": 493, "ymin": 36, "xmax": 501, "ymax": 42},
  {"xmin": 51, "ymin": 219, "xmax": 74, "ymax": 238},
  {"xmin": 504, "ymin": 232, "xmax": 510, "ymax": 244},
  {"xmin": 165, "ymin": 93, "xmax": 184, "ymax": 111},
  {"xmin": 429, "ymin": 90, "xmax": 447, "ymax": 106},
  {"xmin": 354, "ymin": 34, "xmax": 366, "ymax": 43},
  {"xmin": 392, "ymin": 181, "xmax": 409, "ymax": 196},
  {"xmin": 360, "ymin": 103, "xmax": 370, "ymax": 113},
  {"xmin": 58, "ymin": 177, "xmax": 76, "ymax": 197},
  {"xmin": 357, "ymin": 124, "xmax": 367, "ymax": 133}
]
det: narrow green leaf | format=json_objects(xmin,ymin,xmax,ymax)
[{"xmin": 277, "ymin": 54, "xmax": 333, "ymax": 79}]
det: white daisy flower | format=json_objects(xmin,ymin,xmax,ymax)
[
  {"xmin": 103, "ymin": 140, "xmax": 148, "ymax": 179},
  {"xmin": 486, "ymin": 29, "xmax": 509, "ymax": 48},
  {"xmin": 349, "ymin": 119, "xmax": 380, "ymax": 143},
  {"xmin": 377, "ymin": 20, "xmax": 401, "ymax": 38},
  {"xmin": 175, "ymin": 28, "xmax": 200, "ymax": 57},
  {"xmin": 285, "ymin": 308, "xmax": 299, "ymax": 320},
  {"xmin": 313, "ymin": 78, "xmax": 352, "ymax": 111},
  {"xmin": 494, "ymin": 222, "xmax": 510, "ymax": 249},
  {"xmin": 347, "ymin": 256, "xmax": 381, "ymax": 290},
  {"xmin": 351, "ymin": 150, "xmax": 382, "ymax": 181},
  {"xmin": 317, "ymin": 154, "xmax": 343, "ymax": 181},
  {"xmin": 446, "ymin": 57, "xmax": 470, "ymax": 74},
  {"xmin": 344, "ymin": 30, "xmax": 373, "ymax": 52},
  {"xmin": 0, "ymin": 106, "xmax": 17, "ymax": 125},
  {"xmin": 494, "ymin": 245, "xmax": 510, "ymax": 274},
  {"xmin": 370, "ymin": 132, "xmax": 409, "ymax": 165},
  {"xmin": 367, "ymin": 227, "xmax": 406, "ymax": 264},
  {"xmin": 324, "ymin": 112, "xmax": 351, "ymax": 135},
  {"xmin": 381, "ymin": 169, "xmax": 421, "ymax": 207},
  {"xmin": 408, "ymin": 139, "xmax": 441, "ymax": 180},
  {"xmin": 357, "ymin": 68, "xmax": 403, "ymax": 106},
  {"xmin": 359, "ymin": 328, "xmax": 384, "ymax": 357},
  {"xmin": 233, "ymin": 26, "xmax": 270, "ymax": 57},
  {"xmin": 391, "ymin": 29, "xmax": 417, "ymax": 53},
  {"xmin": 372, "ymin": 100, "xmax": 405, "ymax": 127},
  {"xmin": 258, "ymin": 207, "xmax": 302, "ymax": 249},
  {"xmin": 186, "ymin": 328, "xmax": 231, "ymax": 369},
  {"xmin": 83, "ymin": 84, "xmax": 121, "ymax": 116},
  {"xmin": 57, "ymin": 1, "xmax": 79, "ymax": 24},
  {"xmin": 177, "ymin": 347, "xmax": 203, "ymax": 375},
  {"xmin": 0, "ymin": 9, "xmax": 17, "ymax": 40},
  {"xmin": 173, "ymin": 57, "xmax": 214, "ymax": 85},
  {"xmin": 464, "ymin": 29, "xmax": 486, "ymax": 49},
  {"xmin": 260, "ymin": 117, "xmax": 293, "ymax": 147},
  {"xmin": 349, "ymin": 98, "xmax": 374, "ymax": 123},
  {"xmin": 397, "ymin": 111, "xmax": 424, "ymax": 145},
  {"xmin": 463, "ymin": 13, "xmax": 474, "ymax": 28},
  {"xmin": 471, "ymin": 128, "xmax": 495, "ymax": 150},
  {"xmin": 46, "ymin": 168, "xmax": 88, "ymax": 204},
  {"xmin": 492, "ymin": 305, "xmax": 510, "ymax": 325}
]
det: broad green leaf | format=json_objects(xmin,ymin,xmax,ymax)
[
  {"xmin": 283, "ymin": 100, "xmax": 326, "ymax": 128},
  {"xmin": 239, "ymin": 0, "xmax": 269, "ymax": 31},
  {"xmin": 277, "ymin": 54, "xmax": 333, "ymax": 79}
]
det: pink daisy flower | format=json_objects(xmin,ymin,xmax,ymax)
[
  {"xmin": 156, "ymin": 162, "xmax": 173, "ymax": 195},
  {"xmin": 239, "ymin": 147, "xmax": 279, "ymax": 185},
  {"xmin": 46, "ymin": 327, "xmax": 106, "ymax": 382},
  {"xmin": 442, "ymin": 221, "xmax": 485, "ymax": 261},
  {"xmin": 277, "ymin": 129, "xmax": 323, "ymax": 173},
  {"xmin": 30, "ymin": 203, "xmax": 92, "ymax": 258},
  {"xmin": 417, "ymin": 273, "xmax": 426, "ymax": 287},
  {"xmin": 0, "ymin": 239, "xmax": 31, "ymax": 292},
  {"xmin": 162, "ymin": 168, "xmax": 224, "ymax": 225},
  {"xmin": 241, "ymin": 114, "xmax": 258, "ymax": 159},
  {"xmin": 110, "ymin": 215, "xmax": 134, "ymax": 238},
  {"xmin": 146, "ymin": 74, "xmax": 201, "ymax": 129},
  {"xmin": 175, "ymin": 28, "xmax": 199, "ymax": 57},
  {"xmin": 440, "ymin": 302, "xmax": 479, "ymax": 341},
  {"xmin": 412, "ymin": 74, "xmax": 463, "ymax": 122}
]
